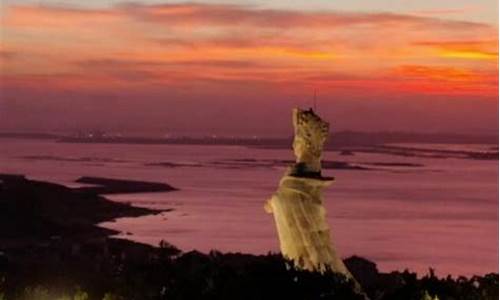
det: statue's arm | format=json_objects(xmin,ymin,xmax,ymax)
[{"xmin": 264, "ymin": 197, "xmax": 274, "ymax": 213}]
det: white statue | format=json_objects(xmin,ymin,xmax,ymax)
[{"xmin": 265, "ymin": 108, "xmax": 353, "ymax": 277}]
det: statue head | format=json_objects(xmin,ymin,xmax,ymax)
[{"xmin": 291, "ymin": 108, "xmax": 330, "ymax": 174}]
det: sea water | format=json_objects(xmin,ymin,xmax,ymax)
[{"xmin": 1, "ymin": 139, "xmax": 497, "ymax": 276}]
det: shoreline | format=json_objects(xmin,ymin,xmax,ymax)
[
  {"xmin": 0, "ymin": 174, "xmax": 173, "ymax": 248},
  {"xmin": 0, "ymin": 175, "xmax": 497, "ymax": 299}
]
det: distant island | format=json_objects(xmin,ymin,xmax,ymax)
[
  {"xmin": 0, "ymin": 130, "xmax": 497, "ymax": 148},
  {"xmin": 1, "ymin": 131, "xmax": 497, "ymax": 162}
]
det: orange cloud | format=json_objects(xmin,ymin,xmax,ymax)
[
  {"xmin": 120, "ymin": 3, "xmax": 491, "ymax": 29},
  {"xmin": 414, "ymin": 40, "xmax": 498, "ymax": 61},
  {"xmin": 389, "ymin": 65, "xmax": 498, "ymax": 97},
  {"xmin": 1, "ymin": 2, "xmax": 498, "ymax": 100},
  {"xmin": 5, "ymin": 3, "xmax": 494, "ymax": 30},
  {"xmin": 395, "ymin": 65, "xmax": 486, "ymax": 81},
  {"xmin": 2, "ymin": 5, "xmax": 124, "ymax": 28}
]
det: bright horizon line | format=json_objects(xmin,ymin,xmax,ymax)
[{"xmin": 2, "ymin": 128, "xmax": 498, "ymax": 138}]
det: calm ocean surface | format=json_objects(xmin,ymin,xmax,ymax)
[{"xmin": 1, "ymin": 139, "xmax": 498, "ymax": 276}]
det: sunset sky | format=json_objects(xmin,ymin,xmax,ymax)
[{"xmin": 0, "ymin": 0, "xmax": 498, "ymax": 136}]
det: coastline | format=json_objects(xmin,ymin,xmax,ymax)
[{"xmin": 0, "ymin": 175, "xmax": 497, "ymax": 300}]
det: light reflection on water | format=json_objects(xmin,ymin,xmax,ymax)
[{"xmin": 0, "ymin": 139, "xmax": 498, "ymax": 276}]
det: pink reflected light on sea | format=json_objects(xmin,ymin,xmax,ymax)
[{"xmin": 0, "ymin": 139, "xmax": 498, "ymax": 277}]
